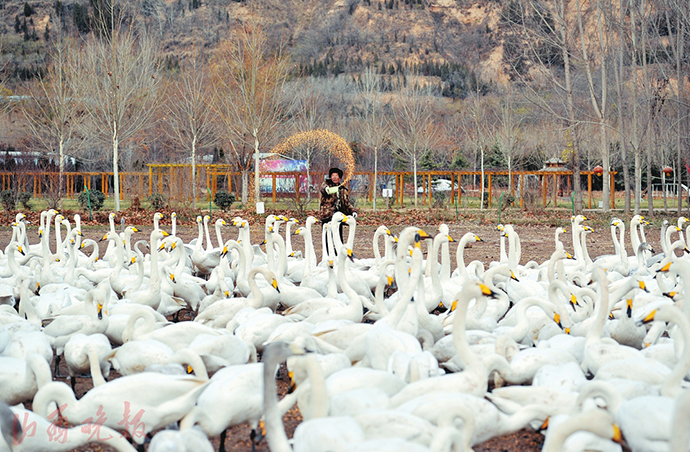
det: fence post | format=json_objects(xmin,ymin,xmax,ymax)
[
  {"xmin": 588, "ymin": 174, "xmax": 592, "ymax": 209},
  {"xmin": 272, "ymin": 174, "xmax": 277, "ymax": 203},
  {"xmin": 148, "ymin": 166, "xmax": 153, "ymax": 197},
  {"xmin": 488, "ymin": 174, "xmax": 492, "ymax": 207}
]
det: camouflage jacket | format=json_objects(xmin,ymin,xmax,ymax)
[{"xmin": 319, "ymin": 179, "xmax": 353, "ymax": 222}]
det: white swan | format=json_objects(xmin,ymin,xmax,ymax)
[
  {"xmin": 0, "ymin": 403, "xmax": 138, "ymax": 452},
  {"xmin": 389, "ymin": 282, "xmax": 500, "ymax": 406},
  {"xmin": 33, "ymin": 371, "xmax": 208, "ymax": 445},
  {"xmin": 542, "ymin": 408, "xmax": 622, "ymax": 452}
]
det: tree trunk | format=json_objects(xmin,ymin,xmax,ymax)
[
  {"xmin": 192, "ymin": 135, "xmax": 197, "ymax": 209},
  {"xmin": 58, "ymin": 136, "xmax": 65, "ymax": 209},
  {"xmin": 373, "ymin": 145, "xmax": 378, "ymax": 212},
  {"xmin": 480, "ymin": 146, "xmax": 485, "ymax": 210},
  {"xmin": 112, "ymin": 121, "xmax": 120, "ymax": 212},
  {"xmin": 413, "ymin": 150, "xmax": 418, "ymax": 208},
  {"xmin": 630, "ymin": 0, "xmax": 641, "ymax": 214},
  {"xmin": 601, "ymin": 119, "xmax": 610, "ymax": 212},
  {"xmin": 616, "ymin": 0, "xmax": 631, "ymax": 213},
  {"xmin": 662, "ymin": 169, "xmax": 668, "ymax": 213},
  {"xmin": 241, "ymin": 168, "xmax": 249, "ymax": 205},
  {"xmin": 253, "ymin": 131, "xmax": 260, "ymax": 202},
  {"xmin": 556, "ymin": 0, "xmax": 581, "ymax": 211}
]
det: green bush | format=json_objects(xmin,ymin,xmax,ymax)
[
  {"xmin": 432, "ymin": 190, "xmax": 446, "ymax": 208},
  {"xmin": 214, "ymin": 191, "xmax": 236, "ymax": 212},
  {"xmin": 148, "ymin": 193, "xmax": 166, "ymax": 210},
  {"xmin": 17, "ymin": 191, "xmax": 32, "ymax": 210},
  {"xmin": 0, "ymin": 190, "xmax": 16, "ymax": 212},
  {"xmin": 78, "ymin": 189, "xmax": 105, "ymax": 211}
]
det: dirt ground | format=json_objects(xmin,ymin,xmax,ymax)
[{"xmin": 4, "ymin": 207, "xmax": 650, "ymax": 452}]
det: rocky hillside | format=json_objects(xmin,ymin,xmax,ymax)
[{"xmin": 0, "ymin": 0, "xmax": 515, "ymax": 91}]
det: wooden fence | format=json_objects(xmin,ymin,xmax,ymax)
[{"xmin": 0, "ymin": 164, "xmax": 616, "ymax": 209}]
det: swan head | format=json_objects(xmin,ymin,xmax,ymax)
[
  {"xmin": 16, "ymin": 244, "xmax": 25, "ymax": 256},
  {"xmin": 637, "ymin": 309, "xmax": 657, "ymax": 326},
  {"xmin": 216, "ymin": 218, "xmax": 227, "ymax": 226},
  {"xmin": 293, "ymin": 228, "xmax": 303, "ymax": 236},
  {"xmin": 446, "ymin": 235, "xmax": 455, "ymax": 243},
  {"xmin": 657, "ymin": 261, "xmax": 672, "ymax": 273}
]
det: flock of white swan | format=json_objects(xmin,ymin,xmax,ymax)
[{"xmin": 0, "ymin": 209, "xmax": 690, "ymax": 452}]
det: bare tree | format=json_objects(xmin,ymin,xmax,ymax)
[
  {"xmin": 22, "ymin": 39, "xmax": 83, "ymax": 204},
  {"xmin": 509, "ymin": 0, "xmax": 585, "ymax": 211},
  {"xmin": 164, "ymin": 46, "xmax": 219, "ymax": 208},
  {"xmin": 72, "ymin": 4, "xmax": 161, "ymax": 211},
  {"xmin": 458, "ymin": 92, "xmax": 494, "ymax": 210},
  {"xmin": 493, "ymin": 88, "xmax": 525, "ymax": 190},
  {"xmin": 211, "ymin": 21, "xmax": 292, "ymax": 204},
  {"xmin": 576, "ymin": 0, "xmax": 612, "ymax": 212},
  {"xmin": 355, "ymin": 67, "xmax": 389, "ymax": 212},
  {"xmin": 388, "ymin": 78, "xmax": 440, "ymax": 208}
]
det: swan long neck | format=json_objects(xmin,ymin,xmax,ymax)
[
  {"xmin": 383, "ymin": 248, "xmax": 422, "ymax": 327},
  {"xmin": 456, "ymin": 234, "xmax": 473, "ymax": 281},
  {"xmin": 263, "ymin": 346, "xmax": 294, "ymax": 452},
  {"xmin": 271, "ymin": 232, "xmax": 288, "ymax": 279},
  {"xmin": 215, "ymin": 221, "xmax": 225, "ymax": 251},
  {"xmin": 336, "ymin": 248, "xmax": 361, "ymax": 308},
  {"xmin": 86, "ymin": 345, "xmax": 108, "ymax": 387},
  {"xmin": 572, "ymin": 224, "xmax": 584, "ymax": 263},
  {"xmin": 428, "ymin": 235, "xmax": 445, "ymax": 303},
  {"xmin": 617, "ymin": 223, "xmax": 628, "ymax": 263},
  {"xmin": 610, "ymin": 223, "xmax": 620, "ymax": 255},
  {"xmin": 577, "ymin": 381, "xmax": 624, "ymax": 414},
  {"xmin": 304, "ymin": 219, "xmax": 318, "ymax": 268},
  {"xmin": 248, "ymin": 268, "xmax": 269, "ymax": 309},
  {"xmin": 506, "ymin": 227, "xmax": 520, "ymax": 271},
  {"xmin": 661, "ymin": 309, "xmax": 690, "ymax": 397},
  {"xmin": 122, "ymin": 309, "xmax": 156, "ymax": 342},
  {"xmin": 195, "ymin": 218, "xmax": 204, "ymax": 251},
  {"xmin": 300, "ymin": 354, "xmax": 329, "ymax": 420},
  {"xmin": 630, "ymin": 218, "xmax": 642, "ymax": 254},
  {"xmin": 452, "ymin": 291, "xmax": 483, "ymax": 370},
  {"xmin": 586, "ymin": 270, "xmax": 610, "ymax": 344},
  {"xmin": 285, "ymin": 222, "xmax": 293, "ymax": 255},
  {"xmin": 581, "ymin": 232, "xmax": 593, "ymax": 268},
  {"xmin": 203, "ymin": 217, "xmax": 213, "ymax": 252},
  {"xmin": 345, "ymin": 218, "xmax": 356, "ymax": 250},
  {"xmin": 542, "ymin": 409, "xmax": 616, "ymax": 452},
  {"xmin": 372, "ymin": 227, "xmax": 385, "ymax": 266}
]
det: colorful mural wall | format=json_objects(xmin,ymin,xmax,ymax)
[{"xmin": 259, "ymin": 159, "xmax": 308, "ymax": 193}]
